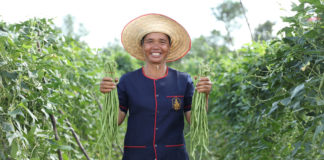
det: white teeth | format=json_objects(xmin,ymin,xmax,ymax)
[{"xmin": 152, "ymin": 53, "xmax": 160, "ymax": 56}]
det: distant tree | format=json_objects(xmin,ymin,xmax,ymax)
[
  {"xmin": 99, "ymin": 41, "xmax": 142, "ymax": 76},
  {"xmin": 212, "ymin": 0, "xmax": 245, "ymax": 47},
  {"xmin": 189, "ymin": 30, "xmax": 230, "ymax": 59},
  {"xmin": 253, "ymin": 21, "xmax": 275, "ymax": 41},
  {"xmin": 63, "ymin": 14, "xmax": 74, "ymax": 37},
  {"xmin": 62, "ymin": 14, "xmax": 88, "ymax": 41}
]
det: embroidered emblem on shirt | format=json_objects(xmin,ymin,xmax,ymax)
[{"xmin": 172, "ymin": 97, "xmax": 181, "ymax": 111}]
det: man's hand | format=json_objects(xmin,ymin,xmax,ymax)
[
  {"xmin": 100, "ymin": 77, "xmax": 119, "ymax": 93},
  {"xmin": 195, "ymin": 77, "xmax": 212, "ymax": 95}
]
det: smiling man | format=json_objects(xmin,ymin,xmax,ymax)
[{"xmin": 100, "ymin": 13, "xmax": 212, "ymax": 160}]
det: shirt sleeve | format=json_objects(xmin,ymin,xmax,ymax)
[
  {"xmin": 183, "ymin": 74, "xmax": 194, "ymax": 112},
  {"xmin": 117, "ymin": 75, "xmax": 129, "ymax": 113}
]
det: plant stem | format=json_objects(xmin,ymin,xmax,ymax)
[
  {"xmin": 49, "ymin": 114, "xmax": 63, "ymax": 160},
  {"xmin": 240, "ymin": 0, "xmax": 253, "ymax": 41},
  {"xmin": 58, "ymin": 109, "xmax": 90, "ymax": 160}
]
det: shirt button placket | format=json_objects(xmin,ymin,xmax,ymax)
[{"xmin": 154, "ymin": 82, "xmax": 158, "ymax": 160}]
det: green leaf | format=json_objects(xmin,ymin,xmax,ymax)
[
  {"xmin": 304, "ymin": 30, "xmax": 318, "ymax": 38},
  {"xmin": 290, "ymin": 83, "xmax": 304, "ymax": 100},
  {"xmin": 313, "ymin": 124, "xmax": 324, "ymax": 142},
  {"xmin": 316, "ymin": 97, "xmax": 324, "ymax": 105},
  {"xmin": 10, "ymin": 139, "xmax": 18, "ymax": 158},
  {"xmin": 58, "ymin": 145, "xmax": 73, "ymax": 151},
  {"xmin": 27, "ymin": 125, "xmax": 37, "ymax": 140},
  {"xmin": 0, "ymin": 71, "xmax": 19, "ymax": 80},
  {"xmin": 0, "ymin": 61, "xmax": 8, "ymax": 67},
  {"xmin": 48, "ymin": 139, "xmax": 58, "ymax": 146},
  {"xmin": 41, "ymin": 108, "xmax": 49, "ymax": 119},
  {"xmin": 0, "ymin": 31, "xmax": 8, "ymax": 37},
  {"xmin": 7, "ymin": 132, "xmax": 19, "ymax": 146},
  {"xmin": 280, "ymin": 97, "xmax": 291, "ymax": 106},
  {"xmin": 268, "ymin": 101, "xmax": 279, "ymax": 115},
  {"xmin": 291, "ymin": 101, "xmax": 300, "ymax": 109},
  {"xmin": 62, "ymin": 153, "xmax": 70, "ymax": 160},
  {"xmin": 291, "ymin": 141, "xmax": 301, "ymax": 156},
  {"xmin": 8, "ymin": 108, "xmax": 25, "ymax": 118},
  {"xmin": 291, "ymin": 2, "xmax": 305, "ymax": 12},
  {"xmin": 18, "ymin": 102, "xmax": 38, "ymax": 123},
  {"xmin": 22, "ymin": 44, "xmax": 32, "ymax": 49},
  {"xmin": 1, "ymin": 122, "xmax": 14, "ymax": 132}
]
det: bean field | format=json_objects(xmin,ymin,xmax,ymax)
[{"xmin": 1, "ymin": 0, "xmax": 323, "ymax": 159}]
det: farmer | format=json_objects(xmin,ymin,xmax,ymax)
[{"xmin": 100, "ymin": 13, "xmax": 212, "ymax": 160}]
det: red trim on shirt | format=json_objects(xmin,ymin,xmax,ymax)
[
  {"xmin": 184, "ymin": 105, "xmax": 191, "ymax": 109},
  {"xmin": 119, "ymin": 105, "xmax": 127, "ymax": 110},
  {"xmin": 153, "ymin": 80, "xmax": 158, "ymax": 159},
  {"xmin": 124, "ymin": 145, "xmax": 147, "ymax": 148},
  {"xmin": 166, "ymin": 95, "xmax": 184, "ymax": 98},
  {"xmin": 165, "ymin": 144, "xmax": 184, "ymax": 147},
  {"xmin": 142, "ymin": 67, "xmax": 169, "ymax": 80}
]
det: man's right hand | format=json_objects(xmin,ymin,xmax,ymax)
[{"xmin": 100, "ymin": 77, "xmax": 118, "ymax": 93}]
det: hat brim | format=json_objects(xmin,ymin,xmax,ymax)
[{"xmin": 121, "ymin": 13, "xmax": 191, "ymax": 62}]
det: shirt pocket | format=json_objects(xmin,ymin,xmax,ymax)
[
  {"xmin": 165, "ymin": 144, "xmax": 184, "ymax": 148},
  {"xmin": 124, "ymin": 145, "xmax": 147, "ymax": 149},
  {"xmin": 166, "ymin": 95, "xmax": 184, "ymax": 112},
  {"xmin": 162, "ymin": 144, "xmax": 189, "ymax": 160},
  {"xmin": 123, "ymin": 145, "xmax": 151, "ymax": 160}
]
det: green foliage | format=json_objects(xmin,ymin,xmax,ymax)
[
  {"xmin": 0, "ymin": 0, "xmax": 323, "ymax": 159},
  {"xmin": 100, "ymin": 43, "xmax": 142, "ymax": 77},
  {"xmin": 174, "ymin": 0, "xmax": 323, "ymax": 159},
  {"xmin": 253, "ymin": 20, "xmax": 276, "ymax": 42},
  {"xmin": 0, "ymin": 18, "xmax": 124, "ymax": 160},
  {"xmin": 195, "ymin": 0, "xmax": 323, "ymax": 159}
]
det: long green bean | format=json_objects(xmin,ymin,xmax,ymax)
[
  {"xmin": 189, "ymin": 64, "xmax": 210, "ymax": 160},
  {"xmin": 97, "ymin": 61, "xmax": 119, "ymax": 160}
]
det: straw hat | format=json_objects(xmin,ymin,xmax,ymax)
[{"xmin": 121, "ymin": 13, "xmax": 191, "ymax": 62}]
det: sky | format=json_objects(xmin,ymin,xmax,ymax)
[{"xmin": 0, "ymin": 0, "xmax": 298, "ymax": 49}]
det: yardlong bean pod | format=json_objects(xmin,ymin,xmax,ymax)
[
  {"xmin": 189, "ymin": 64, "xmax": 210, "ymax": 160},
  {"xmin": 97, "ymin": 61, "xmax": 119, "ymax": 160}
]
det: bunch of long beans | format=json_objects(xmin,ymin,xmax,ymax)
[
  {"xmin": 97, "ymin": 61, "xmax": 119, "ymax": 160},
  {"xmin": 189, "ymin": 64, "xmax": 210, "ymax": 160}
]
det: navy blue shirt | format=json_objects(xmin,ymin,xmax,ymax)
[{"xmin": 117, "ymin": 67, "xmax": 194, "ymax": 160}]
